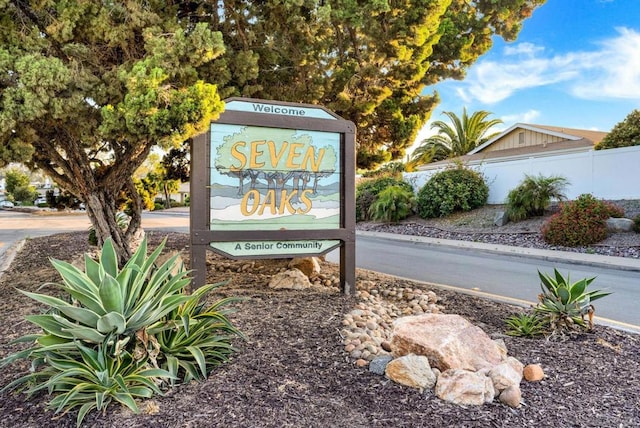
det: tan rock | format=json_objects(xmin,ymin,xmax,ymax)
[
  {"xmin": 391, "ymin": 314, "xmax": 504, "ymax": 371},
  {"xmin": 288, "ymin": 257, "xmax": 320, "ymax": 277},
  {"xmin": 435, "ymin": 369, "xmax": 495, "ymax": 406},
  {"xmin": 499, "ymin": 385, "xmax": 522, "ymax": 408},
  {"xmin": 268, "ymin": 269, "xmax": 312, "ymax": 290},
  {"xmin": 488, "ymin": 359, "xmax": 523, "ymax": 394},
  {"xmin": 355, "ymin": 359, "xmax": 369, "ymax": 367},
  {"xmin": 523, "ymin": 364, "xmax": 545, "ymax": 382},
  {"xmin": 385, "ymin": 354, "xmax": 437, "ymax": 391}
]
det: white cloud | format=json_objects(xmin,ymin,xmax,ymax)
[
  {"xmin": 570, "ymin": 27, "xmax": 640, "ymax": 99},
  {"xmin": 500, "ymin": 109, "xmax": 541, "ymax": 125},
  {"xmin": 503, "ymin": 42, "xmax": 544, "ymax": 57},
  {"xmin": 456, "ymin": 28, "xmax": 640, "ymax": 104}
]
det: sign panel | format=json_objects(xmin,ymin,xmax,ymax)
[
  {"xmin": 210, "ymin": 124, "xmax": 341, "ymax": 231},
  {"xmin": 225, "ymin": 100, "xmax": 337, "ymax": 120},
  {"xmin": 210, "ymin": 239, "xmax": 341, "ymax": 258}
]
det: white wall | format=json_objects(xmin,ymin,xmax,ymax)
[{"xmin": 404, "ymin": 145, "xmax": 640, "ymax": 204}]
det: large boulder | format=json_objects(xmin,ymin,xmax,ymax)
[
  {"xmin": 606, "ymin": 217, "xmax": 634, "ymax": 232},
  {"xmin": 435, "ymin": 369, "xmax": 495, "ymax": 406},
  {"xmin": 390, "ymin": 314, "xmax": 504, "ymax": 371}
]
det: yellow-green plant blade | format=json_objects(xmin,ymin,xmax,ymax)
[{"xmin": 186, "ymin": 345, "xmax": 207, "ymax": 378}]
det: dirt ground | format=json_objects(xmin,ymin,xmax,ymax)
[{"xmin": 0, "ymin": 230, "xmax": 638, "ymax": 428}]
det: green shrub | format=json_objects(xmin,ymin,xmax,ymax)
[
  {"xmin": 368, "ymin": 185, "xmax": 414, "ymax": 223},
  {"xmin": 594, "ymin": 109, "xmax": 640, "ymax": 150},
  {"xmin": 415, "ymin": 166, "xmax": 488, "ymax": 218},
  {"xmin": 634, "ymin": 215, "xmax": 640, "ymax": 233},
  {"xmin": 505, "ymin": 174, "xmax": 568, "ymax": 221},
  {"xmin": 541, "ymin": 194, "xmax": 619, "ymax": 247},
  {"xmin": 1, "ymin": 237, "xmax": 241, "ymax": 426},
  {"xmin": 152, "ymin": 283, "xmax": 240, "ymax": 386},
  {"xmin": 535, "ymin": 268, "xmax": 610, "ymax": 331},
  {"xmin": 356, "ymin": 177, "xmax": 413, "ymax": 222}
]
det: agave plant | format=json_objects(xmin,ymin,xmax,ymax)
[
  {"xmin": 15, "ymin": 237, "xmax": 192, "ymax": 346},
  {"xmin": 7, "ymin": 336, "xmax": 172, "ymax": 427},
  {"xmin": 149, "ymin": 282, "xmax": 243, "ymax": 385},
  {"xmin": 1, "ymin": 237, "xmax": 242, "ymax": 426},
  {"xmin": 535, "ymin": 268, "xmax": 611, "ymax": 330},
  {"xmin": 505, "ymin": 312, "xmax": 547, "ymax": 337}
]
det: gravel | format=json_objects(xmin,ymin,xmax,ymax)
[{"xmin": 356, "ymin": 200, "xmax": 640, "ymax": 259}]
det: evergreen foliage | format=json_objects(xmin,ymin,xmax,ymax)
[
  {"xmin": 595, "ymin": 109, "xmax": 640, "ymax": 150},
  {"xmin": 368, "ymin": 185, "xmax": 415, "ymax": 223},
  {"xmin": 505, "ymin": 174, "xmax": 569, "ymax": 222},
  {"xmin": 410, "ymin": 108, "xmax": 503, "ymax": 165},
  {"xmin": 0, "ymin": 0, "xmax": 546, "ymax": 260},
  {"xmin": 542, "ymin": 194, "xmax": 623, "ymax": 247},
  {"xmin": 415, "ymin": 165, "xmax": 488, "ymax": 218},
  {"xmin": 356, "ymin": 176, "xmax": 413, "ymax": 222}
]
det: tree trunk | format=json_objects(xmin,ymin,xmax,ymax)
[
  {"xmin": 82, "ymin": 178, "xmax": 144, "ymax": 266},
  {"xmin": 85, "ymin": 191, "xmax": 132, "ymax": 265},
  {"xmin": 163, "ymin": 182, "xmax": 171, "ymax": 209}
]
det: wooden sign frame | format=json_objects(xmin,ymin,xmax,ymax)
[{"xmin": 189, "ymin": 97, "xmax": 356, "ymax": 294}]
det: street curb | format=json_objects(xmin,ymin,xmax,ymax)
[
  {"xmin": 0, "ymin": 239, "xmax": 26, "ymax": 280},
  {"xmin": 356, "ymin": 231, "xmax": 640, "ymax": 272}
]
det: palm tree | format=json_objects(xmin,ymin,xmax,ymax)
[{"xmin": 411, "ymin": 108, "xmax": 503, "ymax": 166}]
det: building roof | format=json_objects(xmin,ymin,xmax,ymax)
[
  {"xmin": 416, "ymin": 123, "xmax": 608, "ymax": 171},
  {"xmin": 468, "ymin": 123, "xmax": 607, "ymax": 155}
]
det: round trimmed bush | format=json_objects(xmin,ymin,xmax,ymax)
[
  {"xmin": 415, "ymin": 166, "xmax": 488, "ymax": 218},
  {"xmin": 542, "ymin": 194, "xmax": 617, "ymax": 247},
  {"xmin": 356, "ymin": 177, "xmax": 413, "ymax": 222}
]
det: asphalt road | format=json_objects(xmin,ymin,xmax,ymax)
[
  {"xmin": 345, "ymin": 234, "xmax": 640, "ymax": 332},
  {"xmin": 2, "ymin": 208, "xmax": 638, "ymax": 332},
  {"xmin": 0, "ymin": 208, "xmax": 189, "ymax": 270}
]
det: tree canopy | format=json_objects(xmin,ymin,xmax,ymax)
[
  {"xmin": 410, "ymin": 108, "xmax": 503, "ymax": 165},
  {"xmin": 200, "ymin": 0, "xmax": 546, "ymax": 168},
  {"xmin": 0, "ymin": 1, "xmax": 226, "ymax": 260},
  {"xmin": 595, "ymin": 109, "xmax": 640, "ymax": 150},
  {"xmin": 0, "ymin": 0, "xmax": 545, "ymax": 259}
]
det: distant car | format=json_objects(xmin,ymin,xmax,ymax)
[
  {"xmin": 0, "ymin": 200, "xmax": 14, "ymax": 208},
  {"xmin": 34, "ymin": 197, "xmax": 47, "ymax": 205}
]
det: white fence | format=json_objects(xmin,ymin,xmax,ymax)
[{"xmin": 404, "ymin": 145, "xmax": 640, "ymax": 204}]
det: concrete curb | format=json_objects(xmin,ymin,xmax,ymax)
[
  {"xmin": 356, "ymin": 231, "xmax": 640, "ymax": 272},
  {"xmin": 0, "ymin": 239, "xmax": 27, "ymax": 280}
]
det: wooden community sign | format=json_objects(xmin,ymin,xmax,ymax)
[{"xmin": 189, "ymin": 97, "xmax": 356, "ymax": 294}]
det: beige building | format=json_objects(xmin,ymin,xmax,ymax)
[{"xmin": 418, "ymin": 123, "xmax": 607, "ymax": 170}]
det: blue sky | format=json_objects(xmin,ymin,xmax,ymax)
[{"xmin": 413, "ymin": 0, "xmax": 640, "ymax": 149}]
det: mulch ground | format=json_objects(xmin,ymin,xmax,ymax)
[{"xmin": 0, "ymin": 231, "xmax": 638, "ymax": 427}]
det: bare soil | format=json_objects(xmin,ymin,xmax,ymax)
[{"xmin": 0, "ymin": 230, "xmax": 639, "ymax": 428}]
